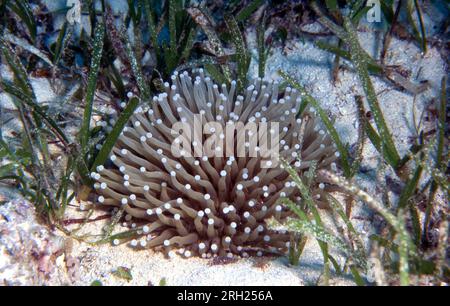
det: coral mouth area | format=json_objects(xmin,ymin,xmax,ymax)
[{"xmin": 91, "ymin": 70, "xmax": 337, "ymax": 259}]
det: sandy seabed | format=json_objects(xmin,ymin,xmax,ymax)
[{"xmin": 0, "ymin": 4, "xmax": 447, "ymax": 285}]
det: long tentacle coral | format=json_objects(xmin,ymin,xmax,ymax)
[{"xmin": 91, "ymin": 70, "xmax": 338, "ymax": 258}]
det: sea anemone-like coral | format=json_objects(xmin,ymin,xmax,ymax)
[{"xmin": 91, "ymin": 70, "xmax": 338, "ymax": 258}]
